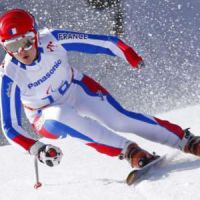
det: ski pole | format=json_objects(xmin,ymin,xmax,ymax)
[{"xmin": 34, "ymin": 155, "xmax": 42, "ymax": 189}]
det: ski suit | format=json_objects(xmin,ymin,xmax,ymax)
[{"xmin": 0, "ymin": 28, "xmax": 185, "ymax": 156}]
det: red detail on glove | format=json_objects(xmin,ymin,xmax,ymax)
[
  {"xmin": 117, "ymin": 40, "xmax": 143, "ymax": 68},
  {"xmin": 48, "ymin": 148, "xmax": 57, "ymax": 157},
  {"xmin": 154, "ymin": 117, "xmax": 185, "ymax": 139},
  {"xmin": 87, "ymin": 143, "xmax": 122, "ymax": 156}
]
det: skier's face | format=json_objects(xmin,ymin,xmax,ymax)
[
  {"xmin": 13, "ymin": 44, "xmax": 37, "ymax": 65},
  {"xmin": 2, "ymin": 31, "xmax": 37, "ymax": 65}
]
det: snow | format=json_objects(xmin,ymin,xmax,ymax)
[
  {"xmin": 1, "ymin": 105, "xmax": 200, "ymax": 200},
  {"xmin": 0, "ymin": 0, "xmax": 200, "ymax": 199}
]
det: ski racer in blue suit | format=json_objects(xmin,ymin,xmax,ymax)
[{"xmin": 0, "ymin": 9, "xmax": 199, "ymax": 169}]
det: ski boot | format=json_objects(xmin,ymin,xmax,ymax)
[
  {"xmin": 181, "ymin": 128, "xmax": 200, "ymax": 156},
  {"xmin": 119, "ymin": 142, "xmax": 159, "ymax": 168}
]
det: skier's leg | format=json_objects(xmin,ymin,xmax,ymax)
[
  {"xmin": 31, "ymin": 104, "xmax": 129, "ymax": 156},
  {"xmin": 72, "ymin": 75, "xmax": 185, "ymax": 150},
  {"xmin": 26, "ymin": 105, "xmax": 156, "ymax": 168},
  {"xmin": 72, "ymin": 75, "xmax": 200, "ymax": 158}
]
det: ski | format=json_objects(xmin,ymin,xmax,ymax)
[{"xmin": 126, "ymin": 155, "xmax": 166, "ymax": 185}]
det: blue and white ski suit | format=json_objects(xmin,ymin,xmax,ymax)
[{"xmin": 0, "ymin": 28, "xmax": 185, "ymax": 156}]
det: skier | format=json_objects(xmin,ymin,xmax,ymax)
[{"xmin": 0, "ymin": 8, "xmax": 199, "ymax": 170}]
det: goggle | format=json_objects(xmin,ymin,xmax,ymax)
[{"xmin": 3, "ymin": 32, "xmax": 35, "ymax": 55}]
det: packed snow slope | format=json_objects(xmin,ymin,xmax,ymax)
[{"xmin": 1, "ymin": 105, "xmax": 200, "ymax": 200}]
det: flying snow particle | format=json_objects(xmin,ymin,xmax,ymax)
[{"xmin": 178, "ymin": 4, "xmax": 182, "ymax": 10}]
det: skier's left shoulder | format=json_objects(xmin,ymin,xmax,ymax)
[
  {"xmin": 41, "ymin": 28, "xmax": 67, "ymax": 40},
  {"xmin": 38, "ymin": 27, "xmax": 53, "ymax": 41},
  {"xmin": 38, "ymin": 28, "xmax": 60, "ymax": 51}
]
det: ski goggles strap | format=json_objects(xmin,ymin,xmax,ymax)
[{"xmin": 2, "ymin": 31, "xmax": 35, "ymax": 54}]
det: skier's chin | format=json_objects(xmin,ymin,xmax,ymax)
[
  {"xmin": 13, "ymin": 46, "xmax": 37, "ymax": 65},
  {"xmin": 19, "ymin": 56, "xmax": 35, "ymax": 65}
]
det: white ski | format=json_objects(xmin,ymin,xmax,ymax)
[{"xmin": 126, "ymin": 155, "xmax": 166, "ymax": 185}]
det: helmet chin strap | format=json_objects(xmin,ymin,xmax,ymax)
[
  {"xmin": 32, "ymin": 32, "xmax": 39, "ymax": 62},
  {"xmin": 34, "ymin": 31, "xmax": 39, "ymax": 48},
  {"xmin": 34, "ymin": 49, "xmax": 39, "ymax": 62}
]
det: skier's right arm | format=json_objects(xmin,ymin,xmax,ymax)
[
  {"xmin": 0, "ymin": 74, "xmax": 43, "ymax": 152},
  {"xmin": 0, "ymin": 74, "xmax": 63, "ymax": 166}
]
